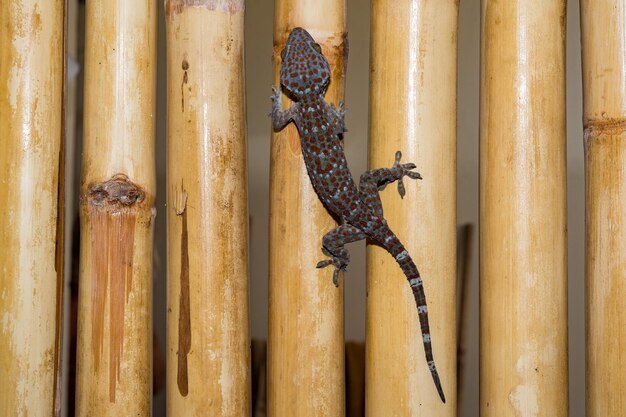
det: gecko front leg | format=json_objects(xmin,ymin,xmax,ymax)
[
  {"xmin": 329, "ymin": 101, "xmax": 347, "ymax": 134},
  {"xmin": 271, "ymin": 85, "xmax": 299, "ymax": 131}
]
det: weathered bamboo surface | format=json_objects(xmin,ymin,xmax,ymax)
[
  {"xmin": 75, "ymin": 1, "xmax": 156, "ymax": 415},
  {"xmin": 581, "ymin": 1, "xmax": 626, "ymax": 415},
  {"xmin": 366, "ymin": 0, "xmax": 458, "ymax": 414},
  {"xmin": 164, "ymin": 1, "xmax": 250, "ymax": 416},
  {"xmin": 0, "ymin": 1, "xmax": 65, "ymax": 416},
  {"xmin": 268, "ymin": 1, "xmax": 347, "ymax": 416},
  {"xmin": 480, "ymin": 1, "xmax": 568, "ymax": 416}
]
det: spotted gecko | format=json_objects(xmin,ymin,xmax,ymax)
[{"xmin": 271, "ymin": 27, "xmax": 445, "ymax": 403}]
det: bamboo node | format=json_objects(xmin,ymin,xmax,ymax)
[
  {"xmin": 584, "ymin": 117, "xmax": 626, "ymax": 140},
  {"xmin": 88, "ymin": 174, "xmax": 145, "ymax": 207},
  {"xmin": 164, "ymin": 0, "xmax": 244, "ymax": 18}
]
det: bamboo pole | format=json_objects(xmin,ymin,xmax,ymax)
[
  {"xmin": 268, "ymin": 1, "xmax": 346, "ymax": 416},
  {"xmin": 581, "ymin": 2, "xmax": 626, "ymax": 415},
  {"xmin": 75, "ymin": 1, "xmax": 156, "ymax": 415},
  {"xmin": 480, "ymin": 1, "xmax": 568, "ymax": 416},
  {"xmin": 164, "ymin": 1, "xmax": 250, "ymax": 415},
  {"xmin": 0, "ymin": 1, "xmax": 65, "ymax": 415},
  {"xmin": 366, "ymin": 0, "xmax": 458, "ymax": 413}
]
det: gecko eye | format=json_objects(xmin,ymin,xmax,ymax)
[
  {"xmin": 280, "ymin": 47, "xmax": 286, "ymax": 60},
  {"xmin": 312, "ymin": 42, "xmax": 322, "ymax": 54}
]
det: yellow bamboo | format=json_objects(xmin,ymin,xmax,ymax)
[
  {"xmin": 75, "ymin": 0, "xmax": 156, "ymax": 415},
  {"xmin": 581, "ymin": 1, "xmax": 626, "ymax": 415},
  {"xmin": 480, "ymin": 1, "xmax": 568, "ymax": 416},
  {"xmin": 366, "ymin": 0, "xmax": 458, "ymax": 414},
  {"xmin": 268, "ymin": 1, "xmax": 346, "ymax": 416},
  {"xmin": 164, "ymin": 1, "xmax": 250, "ymax": 415},
  {"xmin": 0, "ymin": 1, "xmax": 65, "ymax": 415}
]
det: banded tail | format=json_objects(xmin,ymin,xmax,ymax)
[{"xmin": 381, "ymin": 228, "xmax": 446, "ymax": 403}]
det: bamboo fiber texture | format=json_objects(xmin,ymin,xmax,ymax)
[
  {"xmin": 581, "ymin": 1, "xmax": 626, "ymax": 415},
  {"xmin": 366, "ymin": 0, "xmax": 458, "ymax": 414},
  {"xmin": 0, "ymin": 1, "xmax": 65, "ymax": 415},
  {"xmin": 76, "ymin": 1, "xmax": 156, "ymax": 415},
  {"xmin": 165, "ymin": 1, "xmax": 250, "ymax": 415},
  {"xmin": 480, "ymin": 1, "xmax": 568, "ymax": 416},
  {"xmin": 268, "ymin": 1, "xmax": 347, "ymax": 416}
]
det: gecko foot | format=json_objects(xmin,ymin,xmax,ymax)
[
  {"xmin": 316, "ymin": 250, "xmax": 349, "ymax": 287},
  {"xmin": 330, "ymin": 101, "xmax": 347, "ymax": 118},
  {"xmin": 392, "ymin": 151, "xmax": 422, "ymax": 198},
  {"xmin": 271, "ymin": 85, "xmax": 281, "ymax": 100}
]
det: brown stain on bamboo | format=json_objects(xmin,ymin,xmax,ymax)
[
  {"xmin": 175, "ymin": 189, "xmax": 191, "ymax": 397},
  {"xmin": 181, "ymin": 58, "xmax": 189, "ymax": 112},
  {"xmin": 165, "ymin": 0, "xmax": 244, "ymax": 17},
  {"xmin": 86, "ymin": 174, "xmax": 145, "ymax": 403}
]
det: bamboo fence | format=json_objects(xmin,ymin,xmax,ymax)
[
  {"xmin": 366, "ymin": 0, "xmax": 458, "ymax": 414},
  {"xmin": 581, "ymin": 1, "xmax": 626, "ymax": 415},
  {"xmin": 6, "ymin": 1, "xmax": 620, "ymax": 415},
  {"xmin": 0, "ymin": 1, "xmax": 66, "ymax": 415},
  {"xmin": 75, "ymin": 0, "xmax": 157, "ymax": 415},
  {"xmin": 480, "ymin": 1, "xmax": 568, "ymax": 416},
  {"xmin": 268, "ymin": 1, "xmax": 347, "ymax": 416},
  {"xmin": 164, "ymin": 1, "xmax": 250, "ymax": 415}
]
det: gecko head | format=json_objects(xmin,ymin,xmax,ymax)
[{"xmin": 279, "ymin": 27, "xmax": 331, "ymax": 100}]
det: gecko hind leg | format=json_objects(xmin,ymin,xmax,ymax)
[
  {"xmin": 316, "ymin": 224, "xmax": 367, "ymax": 287},
  {"xmin": 358, "ymin": 151, "xmax": 422, "ymax": 215}
]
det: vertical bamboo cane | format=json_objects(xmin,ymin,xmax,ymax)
[
  {"xmin": 0, "ymin": 1, "xmax": 65, "ymax": 416},
  {"xmin": 164, "ymin": 1, "xmax": 250, "ymax": 416},
  {"xmin": 581, "ymin": 2, "xmax": 626, "ymax": 415},
  {"xmin": 480, "ymin": 1, "xmax": 568, "ymax": 416},
  {"xmin": 268, "ymin": 1, "xmax": 346, "ymax": 416},
  {"xmin": 366, "ymin": 0, "xmax": 458, "ymax": 413},
  {"xmin": 75, "ymin": 1, "xmax": 156, "ymax": 415}
]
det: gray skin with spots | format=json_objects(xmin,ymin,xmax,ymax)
[{"xmin": 271, "ymin": 27, "xmax": 445, "ymax": 403}]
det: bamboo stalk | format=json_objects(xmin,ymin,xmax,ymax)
[
  {"xmin": 581, "ymin": 1, "xmax": 626, "ymax": 415},
  {"xmin": 268, "ymin": 1, "xmax": 347, "ymax": 416},
  {"xmin": 480, "ymin": 1, "xmax": 568, "ymax": 416},
  {"xmin": 0, "ymin": 1, "xmax": 65, "ymax": 415},
  {"xmin": 164, "ymin": 1, "xmax": 250, "ymax": 415},
  {"xmin": 75, "ymin": 1, "xmax": 156, "ymax": 415},
  {"xmin": 366, "ymin": 0, "xmax": 458, "ymax": 413}
]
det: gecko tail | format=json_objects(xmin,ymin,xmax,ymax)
[{"xmin": 384, "ymin": 231, "xmax": 446, "ymax": 403}]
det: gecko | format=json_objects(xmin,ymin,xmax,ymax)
[{"xmin": 271, "ymin": 27, "xmax": 445, "ymax": 403}]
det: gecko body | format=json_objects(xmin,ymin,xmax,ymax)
[{"xmin": 271, "ymin": 27, "xmax": 445, "ymax": 403}]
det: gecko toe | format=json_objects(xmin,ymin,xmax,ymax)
[
  {"xmin": 316, "ymin": 259, "xmax": 333, "ymax": 269},
  {"xmin": 332, "ymin": 269, "xmax": 341, "ymax": 287}
]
